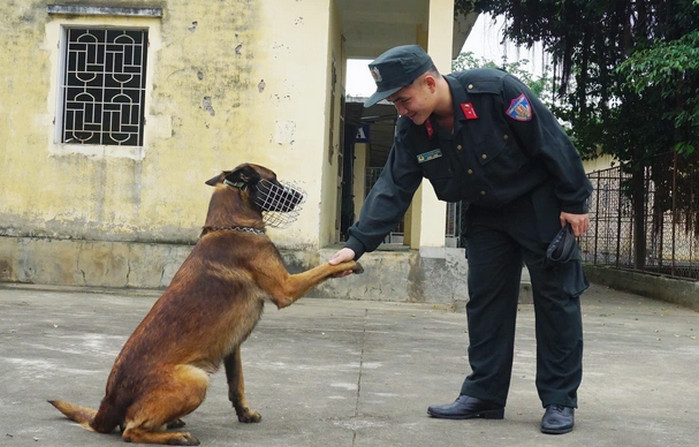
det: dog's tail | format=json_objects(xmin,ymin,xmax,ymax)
[{"xmin": 48, "ymin": 400, "xmax": 97, "ymax": 431}]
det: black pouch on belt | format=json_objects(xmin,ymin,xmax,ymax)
[{"xmin": 545, "ymin": 224, "xmax": 578, "ymax": 267}]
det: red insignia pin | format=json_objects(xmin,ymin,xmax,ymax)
[
  {"xmin": 425, "ymin": 118, "xmax": 434, "ymax": 137},
  {"xmin": 461, "ymin": 103, "xmax": 478, "ymax": 120}
]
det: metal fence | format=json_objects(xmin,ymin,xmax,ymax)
[
  {"xmin": 579, "ymin": 153, "xmax": 699, "ymax": 280},
  {"xmin": 366, "ymin": 154, "xmax": 699, "ymax": 281}
]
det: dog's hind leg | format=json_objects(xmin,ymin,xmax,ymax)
[
  {"xmin": 122, "ymin": 426, "xmax": 200, "ymax": 446},
  {"xmin": 121, "ymin": 365, "xmax": 208, "ymax": 445},
  {"xmin": 224, "ymin": 345, "xmax": 261, "ymax": 423},
  {"xmin": 166, "ymin": 418, "xmax": 186, "ymax": 429}
]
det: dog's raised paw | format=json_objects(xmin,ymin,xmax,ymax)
[{"xmin": 352, "ymin": 262, "xmax": 364, "ymax": 274}]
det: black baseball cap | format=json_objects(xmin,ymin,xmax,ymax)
[{"xmin": 364, "ymin": 45, "xmax": 435, "ymax": 108}]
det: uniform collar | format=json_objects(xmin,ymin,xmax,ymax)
[
  {"xmin": 444, "ymin": 74, "xmax": 471, "ymax": 135},
  {"xmin": 423, "ymin": 75, "xmax": 471, "ymax": 138}
]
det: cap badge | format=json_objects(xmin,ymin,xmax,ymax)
[{"xmin": 370, "ymin": 66, "xmax": 383, "ymax": 83}]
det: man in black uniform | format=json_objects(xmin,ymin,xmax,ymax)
[{"xmin": 330, "ymin": 45, "xmax": 592, "ymax": 434}]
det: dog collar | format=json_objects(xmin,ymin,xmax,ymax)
[{"xmin": 201, "ymin": 226, "xmax": 266, "ymax": 236}]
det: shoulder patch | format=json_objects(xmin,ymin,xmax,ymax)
[{"xmin": 506, "ymin": 93, "xmax": 533, "ymax": 121}]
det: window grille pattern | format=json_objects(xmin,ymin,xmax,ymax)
[{"xmin": 61, "ymin": 28, "xmax": 148, "ymax": 146}]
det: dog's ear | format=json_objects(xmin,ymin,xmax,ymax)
[
  {"xmin": 225, "ymin": 164, "xmax": 261, "ymax": 186},
  {"xmin": 205, "ymin": 171, "xmax": 229, "ymax": 187}
]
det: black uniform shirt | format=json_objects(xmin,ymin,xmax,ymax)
[{"xmin": 345, "ymin": 68, "xmax": 593, "ymax": 259}]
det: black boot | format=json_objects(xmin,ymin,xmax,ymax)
[
  {"xmin": 540, "ymin": 404, "xmax": 574, "ymax": 434},
  {"xmin": 427, "ymin": 395, "xmax": 504, "ymax": 420}
]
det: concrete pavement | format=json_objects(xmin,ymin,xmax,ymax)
[{"xmin": 0, "ymin": 283, "xmax": 697, "ymax": 446}]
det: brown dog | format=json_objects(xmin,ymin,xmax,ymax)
[{"xmin": 49, "ymin": 163, "xmax": 362, "ymax": 445}]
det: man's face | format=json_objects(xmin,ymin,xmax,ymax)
[{"xmin": 387, "ymin": 76, "xmax": 434, "ymax": 125}]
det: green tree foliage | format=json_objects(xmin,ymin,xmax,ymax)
[
  {"xmin": 469, "ymin": 0, "xmax": 698, "ymax": 157},
  {"xmin": 461, "ymin": 0, "xmax": 699, "ymax": 265},
  {"xmin": 616, "ymin": 30, "xmax": 698, "ymax": 157},
  {"xmin": 616, "ymin": 30, "xmax": 699, "ymax": 240}
]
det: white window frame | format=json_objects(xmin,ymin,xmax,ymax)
[
  {"xmin": 56, "ymin": 26, "xmax": 149, "ymax": 147},
  {"xmin": 46, "ymin": 5, "xmax": 162, "ymax": 160}
]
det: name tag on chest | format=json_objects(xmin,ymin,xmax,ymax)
[{"xmin": 416, "ymin": 148, "xmax": 442, "ymax": 163}]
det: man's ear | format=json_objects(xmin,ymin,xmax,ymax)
[{"xmin": 424, "ymin": 74, "xmax": 438, "ymax": 93}]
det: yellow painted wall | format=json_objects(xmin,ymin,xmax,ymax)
[
  {"xmin": 254, "ymin": 0, "xmax": 337, "ymax": 248},
  {"xmin": 319, "ymin": 0, "xmax": 345, "ymax": 245},
  {"xmin": 583, "ymin": 154, "xmax": 616, "ymax": 173},
  {"xmin": 0, "ymin": 0, "xmax": 339, "ymax": 252}
]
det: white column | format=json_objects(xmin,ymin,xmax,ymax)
[{"xmin": 415, "ymin": 0, "xmax": 454, "ymax": 249}]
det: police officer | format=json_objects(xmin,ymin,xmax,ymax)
[{"xmin": 330, "ymin": 45, "xmax": 592, "ymax": 434}]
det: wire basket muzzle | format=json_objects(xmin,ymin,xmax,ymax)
[{"xmin": 253, "ymin": 179, "xmax": 307, "ymax": 228}]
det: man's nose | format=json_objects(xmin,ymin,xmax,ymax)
[{"xmin": 394, "ymin": 103, "xmax": 407, "ymax": 116}]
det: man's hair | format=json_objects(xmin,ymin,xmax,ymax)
[
  {"xmin": 423, "ymin": 65, "xmax": 441, "ymax": 79},
  {"xmin": 405, "ymin": 65, "xmax": 441, "ymax": 90}
]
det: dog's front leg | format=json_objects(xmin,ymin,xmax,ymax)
[
  {"xmin": 223, "ymin": 346, "xmax": 261, "ymax": 423},
  {"xmin": 264, "ymin": 260, "xmax": 363, "ymax": 309}
]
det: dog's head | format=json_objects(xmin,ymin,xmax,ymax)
[{"xmin": 206, "ymin": 163, "xmax": 306, "ymax": 227}]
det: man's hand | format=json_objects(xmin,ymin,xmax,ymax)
[
  {"xmin": 560, "ymin": 212, "xmax": 590, "ymax": 237},
  {"xmin": 329, "ymin": 247, "xmax": 357, "ymax": 277}
]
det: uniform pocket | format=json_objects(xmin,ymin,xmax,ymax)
[
  {"xmin": 419, "ymin": 152, "xmax": 463, "ymax": 202},
  {"xmin": 419, "ymin": 150, "xmax": 453, "ymax": 179},
  {"xmin": 477, "ymin": 140, "xmax": 529, "ymax": 175}
]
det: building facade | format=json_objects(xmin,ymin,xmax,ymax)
[{"xmin": 1, "ymin": 0, "xmax": 476, "ymax": 303}]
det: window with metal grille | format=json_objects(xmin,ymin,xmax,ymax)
[{"xmin": 60, "ymin": 28, "xmax": 148, "ymax": 146}]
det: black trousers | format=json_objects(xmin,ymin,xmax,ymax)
[{"xmin": 459, "ymin": 188, "xmax": 588, "ymax": 408}]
